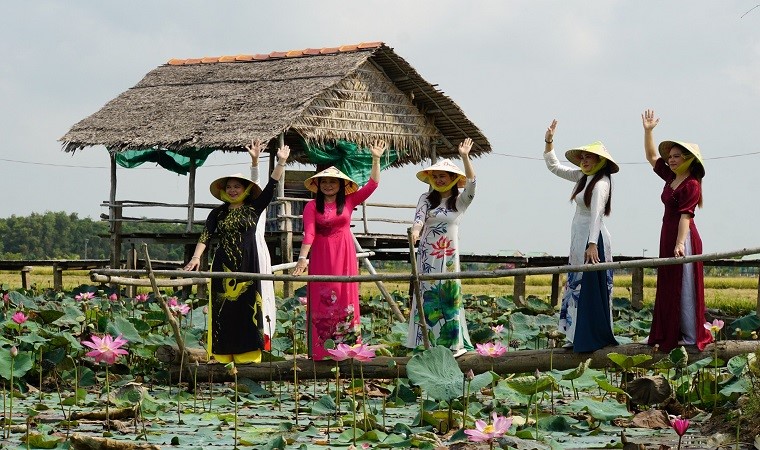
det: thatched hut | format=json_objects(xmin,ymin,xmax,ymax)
[{"xmin": 60, "ymin": 41, "xmax": 491, "ymax": 284}]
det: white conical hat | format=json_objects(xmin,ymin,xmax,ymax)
[
  {"xmin": 209, "ymin": 173, "xmax": 261, "ymax": 201},
  {"xmin": 416, "ymin": 159, "xmax": 466, "ymax": 188},
  {"xmin": 564, "ymin": 141, "xmax": 619, "ymax": 174},
  {"xmin": 304, "ymin": 166, "xmax": 359, "ymax": 194}
]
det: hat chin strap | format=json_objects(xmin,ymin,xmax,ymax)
[
  {"xmin": 220, "ymin": 184, "xmax": 253, "ymax": 205},
  {"xmin": 429, "ymin": 177, "xmax": 460, "ymax": 193},
  {"xmin": 581, "ymin": 158, "xmax": 607, "ymax": 176},
  {"xmin": 672, "ymin": 156, "xmax": 694, "ymax": 175}
]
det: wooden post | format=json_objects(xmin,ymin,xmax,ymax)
[
  {"xmin": 550, "ymin": 273, "xmax": 561, "ymax": 307},
  {"xmin": 756, "ymin": 266, "xmax": 760, "ymax": 317},
  {"xmin": 21, "ymin": 266, "xmax": 32, "ymax": 290},
  {"xmin": 513, "ymin": 273, "xmax": 526, "ymax": 306},
  {"xmin": 277, "ymin": 133, "xmax": 293, "ymax": 298},
  {"xmin": 362, "ymin": 202, "xmax": 369, "ymax": 234},
  {"xmin": 632, "ymin": 267, "xmax": 645, "ymax": 311},
  {"xmin": 52, "ymin": 262, "xmax": 63, "ymax": 291},
  {"xmin": 126, "ymin": 245, "xmax": 138, "ymax": 298}
]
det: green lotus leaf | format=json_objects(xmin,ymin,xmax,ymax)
[
  {"xmin": 607, "ymin": 352, "xmax": 652, "ymax": 371},
  {"xmin": 594, "ymin": 376, "xmax": 629, "ymax": 397},
  {"xmin": 569, "ymin": 397, "xmax": 632, "ymax": 421},
  {"xmin": 727, "ymin": 354, "xmax": 749, "ymax": 378},
  {"xmin": 407, "ymin": 346, "xmax": 465, "ymax": 402},
  {"xmin": 505, "ymin": 374, "xmax": 557, "ymax": 396},
  {"xmin": 0, "ymin": 350, "xmax": 34, "ymax": 380},
  {"xmin": 561, "ymin": 358, "xmax": 591, "ymax": 381}
]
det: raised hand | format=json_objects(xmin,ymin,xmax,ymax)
[
  {"xmin": 277, "ymin": 145, "xmax": 291, "ymax": 164},
  {"xmin": 369, "ymin": 140, "xmax": 388, "ymax": 158},
  {"xmin": 246, "ymin": 138, "xmax": 267, "ymax": 162},
  {"xmin": 458, "ymin": 138, "xmax": 473, "ymax": 157},
  {"xmin": 642, "ymin": 109, "xmax": 659, "ymax": 131}
]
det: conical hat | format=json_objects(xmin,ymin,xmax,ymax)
[
  {"xmin": 209, "ymin": 173, "xmax": 261, "ymax": 201},
  {"xmin": 416, "ymin": 158, "xmax": 466, "ymax": 188},
  {"xmin": 564, "ymin": 141, "xmax": 619, "ymax": 174},
  {"xmin": 304, "ymin": 166, "xmax": 359, "ymax": 194},
  {"xmin": 658, "ymin": 140, "xmax": 705, "ymax": 173}
]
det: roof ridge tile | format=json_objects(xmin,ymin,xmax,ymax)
[{"xmin": 167, "ymin": 42, "xmax": 384, "ymax": 65}]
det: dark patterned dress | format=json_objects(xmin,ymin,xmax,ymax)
[{"xmin": 200, "ymin": 178, "xmax": 277, "ymax": 359}]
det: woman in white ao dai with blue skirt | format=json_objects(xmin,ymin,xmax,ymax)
[{"xmin": 543, "ymin": 120, "xmax": 618, "ymax": 352}]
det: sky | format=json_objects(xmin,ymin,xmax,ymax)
[{"xmin": 1, "ymin": 1, "xmax": 760, "ymax": 257}]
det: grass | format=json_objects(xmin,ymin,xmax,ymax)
[{"xmin": 2, "ymin": 267, "xmax": 757, "ymax": 316}]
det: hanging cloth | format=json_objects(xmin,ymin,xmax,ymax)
[
  {"xmin": 114, "ymin": 148, "xmax": 216, "ymax": 175},
  {"xmin": 302, "ymin": 139, "xmax": 399, "ymax": 185}
]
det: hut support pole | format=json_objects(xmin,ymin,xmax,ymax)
[
  {"xmin": 352, "ymin": 233, "xmax": 405, "ymax": 322},
  {"xmin": 277, "ymin": 133, "xmax": 293, "ymax": 298},
  {"xmin": 187, "ymin": 160, "xmax": 196, "ymax": 233},
  {"xmin": 108, "ymin": 151, "xmax": 121, "ymax": 270}
]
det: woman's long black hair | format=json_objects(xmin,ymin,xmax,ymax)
[
  {"xmin": 316, "ymin": 178, "xmax": 347, "ymax": 214},
  {"xmin": 677, "ymin": 146, "xmax": 704, "ymax": 208},
  {"xmin": 570, "ymin": 164, "xmax": 612, "ymax": 216},
  {"xmin": 426, "ymin": 186, "xmax": 459, "ymax": 211}
]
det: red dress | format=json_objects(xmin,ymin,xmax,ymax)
[
  {"xmin": 302, "ymin": 179, "xmax": 378, "ymax": 360},
  {"xmin": 648, "ymin": 159, "xmax": 712, "ymax": 352}
]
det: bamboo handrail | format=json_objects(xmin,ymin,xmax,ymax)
[{"xmin": 90, "ymin": 246, "xmax": 760, "ymax": 283}]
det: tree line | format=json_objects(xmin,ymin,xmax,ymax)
[{"xmin": 0, "ymin": 212, "xmax": 191, "ymax": 261}]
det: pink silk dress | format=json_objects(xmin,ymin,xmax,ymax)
[{"xmin": 302, "ymin": 179, "xmax": 378, "ymax": 360}]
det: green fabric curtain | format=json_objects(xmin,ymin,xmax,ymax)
[
  {"xmin": 114, "ymin": 148, "xmax": 216, "ymax": 175},
  {"xmin": 302, "ymin": 139, "xmax": 398, "ymax": 185}
]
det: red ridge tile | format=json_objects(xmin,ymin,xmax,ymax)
[
  {"xmin": 167, "ymin": 58, "xmax": 186, "ymax": 65},
  {"xmin": 236, "ymin": 55, "xmax": 254, "ymax": 61},
  {"xmin": 303, "ymin": 48, "xmax": 322, "ymax": 55},
  {"xmin": 185, "ymin": 58, "xmax": 202, "ymax": 65},
  {"xmin": 201, "ymin": 57, "xmax": 220, "ymax": 64},
  {"xmin": 320, "ymin": 47, "xmax": 339, "ymax": 54},
  {"xmin": 338, "ymin": 44, "xmax": 359, "ymax": 52},
  {"xmin": 269, "ymin": 51, "xmax": 287, "ymax": 58},
  {"xmin": 286, "ymin": 49, "xmax": 304, "ymax": 57},
  {"xmin": 218, "ymin": 55, "xmax": 237, "ymax": 63},
  {"xmin": 252, "ymin": 54, "xmax": 269, "ymax": 61},
  {"xmin": 358, "ymin": 41, "xmax": 383, "ymax": 49}
]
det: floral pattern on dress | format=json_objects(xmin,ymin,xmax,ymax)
[{"xmin": 407, "ymin": 179, "xmax": 476, "ymax": 351}]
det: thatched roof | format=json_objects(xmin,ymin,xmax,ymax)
[{"xmin": 60, "ymin": 42, "xmax": 490, "ymax": 164}]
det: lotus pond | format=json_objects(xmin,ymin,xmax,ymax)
[{"xmin": 2, "ymin": 286, "xmax": 760, "ymax": 449}]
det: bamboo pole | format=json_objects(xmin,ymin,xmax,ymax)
[
  {"xmin": 352, "ymin": 234, "xmax": 406, "ymax": 322},
  {"xmin": 407, "ymin": 228, "xmax": 430, "ymax": 349},
  {"xmin": 91, "ymin": 246, "xmax": 760, "ymax": 283},
  {"xmin": 142, "ymin": 244, "xmax": 187, "ymax": 380}
]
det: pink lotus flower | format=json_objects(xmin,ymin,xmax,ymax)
[
  {"xmin": 298, "ymin": 296, "xmax": 308, "ymax": 306},
  {"xmin": 75, "ymin": 292, "xmax": 95, "ymax": 301},
  {"xmin": 476, "ymin": 341, "xmax": 507, "ymax": 358},
  {"xmin": 491, "ymin": 324, "xmax": 505, "ymax": 335},
  {"xmin": 10, "ymin": 346, "xmax": 18, "ymax": 357},
  {"xmin": 464, "ymin": 412, "xmax": 512, "ymax": 442},
  {"xmin": 108, "ymin": 293, "xmax": 119, "ymax": 302},
  {"xmin": 704, "ymin": 319, "xmax": 725, "ymax": 335},
  {"xmin": 134, "ymin": 293, "xmax": 149, "ymax": 303},
  {"xmin": 11, "ymin": 311, "xmax": 28, "ymax": 325},
  {"xmin": 2, "ymin": 293, "xmax": 9, "ymax": 304},
  {"xmin": 82, "ymin": 334, "xmax": 129, "ymax": 365},
  {"xmin": 670, "ymin": 416, "xmax": 689, "ymax": 436},
  {"xmin": 167, "ymin": 297, "xmax": 190, "ymax": 316},
  {"xmin": 327, "ymin": 342, "xmax": 377, "ymax": 362}
]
